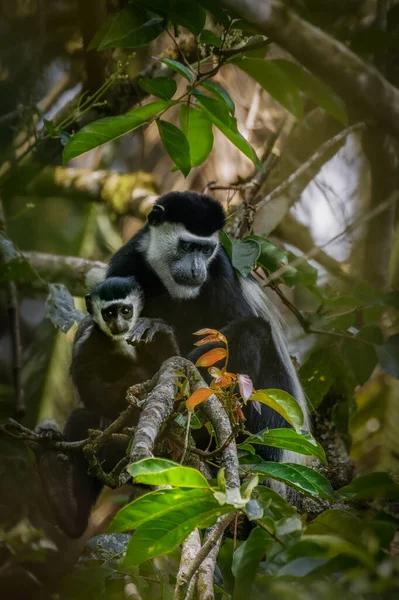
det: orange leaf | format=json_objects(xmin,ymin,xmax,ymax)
[
  {"xmin": 194, "ymin": 335, "xmax": 223, "ymax": 346},
  {"xmin": 215, "ymin": 374, "xmax": 234, "ymax": 388},
  {"xmin": 195, "ymin": 348, "xmax": 227, "ymax": 367},
  {"xmin": 186, "ymin": 387, "xmax": 214, "ymax": 411},
  {"xmin": 193, "ymin": 328, "xmax": 219, "ymax": 336}
]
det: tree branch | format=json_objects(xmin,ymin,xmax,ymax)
[{"xmin": 221, "ymin": 0, "xmax": 399, "ymax": 139}]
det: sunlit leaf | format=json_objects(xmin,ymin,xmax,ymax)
[
  {"xmin": 194, "ymin": 328, "xmax": 221, "ymax": 336},
  {"xmin": 127, "ymin": 458, "xmax": 210, "ymax": 488},
  {"xmin": 186, "ymin": 387, "xmax": 214, "ymax": 410},
  {"xmin": 114, "ymin": 488, "xmax": 232, "ymax": 566},
  {"xmin": 249, "ymin": 389, "xmax": 304, "ymax": 432},
  {"xmin": 195, "ymin": 348, "xmax": 227, "ymax": 367},
  {"xmin": 272, "ymin": 59, "xmax": 348, "ymax": 125},
  {"xmin": 180, "ymin": 104, "xmax": 213, "ymax": 167},
  {"xmin": 238, "ymin": 374, "xmax": 253, "ymax": 402},
  {"xmin": 138, "ymin": 76, "xmax": 177, "ymax": 100},
  {"xmin": 245, "ymin": 463, "xmax": 335, "ymax": 500},
  {"xmin": 193, "ymin": 329, "xmax": 227, "ymax": 345},
  {"xmin": 241, "ymin": 428, "xmax": 327, "ymax": 464},
  {"xmin": 157, "ymin": 120, "xmax": 191, "ymax": 177},
  {"xmin": 63, "ymin": 100, "xmax": 168, "ymax": 162},
  {"xmin": 156, "ymin": 57, "xmax": 193, "ymax": 82},
  {"xmin": 234, "ymin": 58, "xmax": 303, "ymax": 120},
  {"xmin": 194, "ymin": 334, "xmax": 223, "ymax": 346}
]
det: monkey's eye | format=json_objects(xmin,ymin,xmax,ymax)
[
  {"xmin": 103, "ymin": 309, "xmax": 114, "ymax": 321},
  {"xmin": 202, "ymin": 245, "xmax": 214, "ymax": 256},
  {"xmin": 121, "ymin": 306, "xmax": 133, "ymax": 317},
  {"xmin": 180, "ymin": 241, "xmax": 192, "ymax": 253}
]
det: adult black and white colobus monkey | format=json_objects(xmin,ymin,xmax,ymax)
[
  {"xmin": 108, "ymin": 192, "xmax": 310, "ymax": 462},
  {"xmin": 38, "ymin": 277, "xmax": 179, "ymax": 538}
]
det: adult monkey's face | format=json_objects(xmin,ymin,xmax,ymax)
[{"xmin": 146, "ymin": 204, "xmax": 219, "ymax": 300}]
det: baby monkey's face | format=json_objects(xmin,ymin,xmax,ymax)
[{"xmin": 101, "ymin": 302, "xmax": 134, "ymax": 337}]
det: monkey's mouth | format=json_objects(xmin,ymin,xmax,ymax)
[{"xmin": 172, "ymin": 272, "xmax": 205, "ymax": 287}]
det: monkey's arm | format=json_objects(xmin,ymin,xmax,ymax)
[{"xmin": 127, "ymin": 317, "xmax": 180, "ymax": 369}]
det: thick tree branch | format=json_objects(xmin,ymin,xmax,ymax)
[{"xmin": 221, "ymin": 0, "xmax": 399, "ymax": 139}]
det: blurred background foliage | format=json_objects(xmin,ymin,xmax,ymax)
[{"xmin": 1, "ymin": 0, "xmax": 399, "ymax": 598}]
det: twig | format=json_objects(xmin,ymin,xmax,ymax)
[
  {"xmin": 174, "ymin": 514, "xmax": 235, "ymax": 600},
  {"xmin": 175, "ymin": 530, "xmax": 202, "ymax": 600},
  {"xmin": 197, "ymin": 530, "xmax": 223, "ymax": 600}
]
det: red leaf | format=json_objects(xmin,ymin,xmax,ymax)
[
  {"xmin": 194, "ymin": 335, "xmax": 223, "ymax": 346},
  {"xmin": 238, "ymin": 373, "xmax": 254, "ymax": 402},
  {"xmin": 186, "ymin": 387, "xmax": 214, "ymax": 411},
  {"xmin": 195, "ymin": 348, "xmax": 227, "ymax": 367}
]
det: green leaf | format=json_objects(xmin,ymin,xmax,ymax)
[
  {"xmin": 287, "ymin": 534, "xmax": 375, "ymax": 569},
  {"xmin": 342, "ymin": 333, "xmax": 378, "ymax": 385},
  {"xmin": 128, "ymin": 458, "xmax": 210, "ymax": 488},
  {"xmin": 199, "ymin": 29, "xmax": 222, "ymax": 47},
  {"xmin": 306, "ymin": 508, "xmax": 397, "ymax": 550},
  {"xmin": 121, "ymin": 489, "xmax": 232, "ymax": 566},
  {"xmin": 235, "ymin": 58, "xmax": 303, "ymax": 120},
  {"xmin": 245, "ymin": 235, "xmax": 287, "ymax": 272},
  {"xmin": 220, "ymin": 231, "xmax": 260, "ymax": 276},
  {"xmin": 192, "ymin": 90, "xmax": 261, "ymax": 167},
  {"xmin": 299, "ymin": 349, "xmax": 334, "ymax": 410},
  {"xmin": 87, "ymin": 20, "xmax": 113, "ymax": 51},
  {"xmin": 63, "ymin": 100, "xmax": 168, "ymax": 162},
  {"xmin": 241, "ymin": 428, "xmax": 327, "ymax": 465},
  {"xmin": 156, "ymin": 57, "xmax": 193, "ymax": 82},
  {"xmin": 195, "ymin": 0, "xmax": 230, "ymax": 28},
  {"xmin": 169, "ymin": 2, "xmax": 206, "ymax": 36},
  {"xmin": 255, "ymin": 486, "xmax": 297, "ymax": 520},
  {"xmin": 285, "ymin": 250, "xmax": 318, "ymax": 287},
  {"xmin": 249, "ymin": 389, "xmax": 305, "ymax": 432},
  {"xmin": 200, "ymin": 80, "xmax": 235, "ymax": 115},
  {"xmin": 272, "ymin": 59, "xmax": 347, "ymax": 125},
  {"xmin": 180, "ymin": 104, "xmax": 213, "ymax": 167},
  {"xmin": 97, "ymin": 7, "xmax": 166, "ymax": 49},
  {"xmin": 138, "ymin": 77, "xmax": 177, "ymax": 100},
  {"xmin": 337, "ymin": 472, "xmax": 399, "ymax": 501},
  {"xmin": 232, "ymin": 527, "xmax": 272, "ymax": 599},
  {"xmin": 245, "ymin": 463, "xmax": 335, "ymax": 500},
  {"xmin": 377, "ymin": 334, "xmax": 399, "ymax": 379},
  {"xmin": 157, "ymin": 120, "xmax": 191, "ymax": 177},
  {"xmin": 110, "ymin": 488, "xmax": 208, "ymax": 532}
]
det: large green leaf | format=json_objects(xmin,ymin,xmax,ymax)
[
  {"xmin": 199, "ymin": 29, "xmax": 223, "ymax": 48},
  {"xmin": 200, "ymin": 80, "xmax": 235, "ymax": 115},
  {"xmin": 156, "ymin": 57, "xmax": 193, "ymax": 82},
  {"xmin": 121, "ymin": 489, "xmax": 232, "ymax": 566},
  {"xmin": 169, "ymin": 2, "xmax": 206, "ymax": 35},
  {"xmin": 377, "ymin": 334, "xmax": 399, "ymax": 379},
  {"xmin": 235, "ymin": 58, "xmax": 303, "ymax": 120},
  {"xmin": 220, "ymin": 231, "xmax": 260, "ymax": 276},
  {"xmin": 63, "ymin": 100, "xmax": 168, "ymax": 162},
  {"xmin": 128, "ymin": 457, "xmax": 209, "ymax": 488},
  {"xmin": 272, "ymin": 59, "xmax": 347, "ymax": 125},
  {"xmin": 192, "ymin": 90, "xmax": 261, "ymax": 167},
  {"xmin": 180, "ymin": 104, "xmax": 213, "ymax": 167},
  {"xmin": 231, "ymin": 527, "xmax": 272, "ymax": 600},
  {"xmin": 241, "ymin": 428, "xmax": 327, "ymax": 465},
  {"xmin": 97, "ymin": 7, "xmax": 166, "ymax": 49},
  {"xmin": 138, "ymin": 77, "xmax": 177, "ymax": 100},
  {"xmin": 337, "ymin": 472, "xmax": 399, "ymax": 501},
  {"xmin": 249, "ymin": 389, "xmax": 305, "ymax": 432},
  {"xmin": 255, "ymin": 486, "xmax": 297, "ymax": 520},
  {"xmin": 245, "ymin": 463, "xmax": 335, "ymax": 500},
  {"xmin": 245, "ymin": 235, "xmax": 287, "ymax": 272},
  {"xmin": 157, "ymin": 120, "xmax": 191, "ymax": 177},
  {"xmin": 342, "ymin": 335, "xmax": 378, "ymax": 385},
  {"xmin": 110, "ymin": 488, "xmax": 208, "ymax": 532}
]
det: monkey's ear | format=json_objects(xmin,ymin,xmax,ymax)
[
  {"xmin": 85, "ymin": 294, "xmax": 93, "ymax": 314},
  {"xmin": 148, "ymin": 204, "xmax": 165, "ymax": 226}
]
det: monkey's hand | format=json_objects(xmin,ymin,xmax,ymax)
[
  {"xmin": 36, "ymin": 418, "xmax": 64, "ymax": 441},
  {"xmin": 126, "ymin": 317, "xmax": 175, "ymax": 345}
]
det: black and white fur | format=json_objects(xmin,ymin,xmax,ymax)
[
  {"xmin": 37, "ymin": 277, "xmax": 179, "ymax": 538},
  {"xmin": 108, "ymin": 192, "xmax": 310, "ymax": 465}
]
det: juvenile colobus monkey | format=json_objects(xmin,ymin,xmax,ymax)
[
  {"xmin": 108, "ymin": 192, "xmax": 310, "ymax": 462},
  {"xmin": 38, "ymin": 276, "xmax": 178, "ymax": 538}
]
